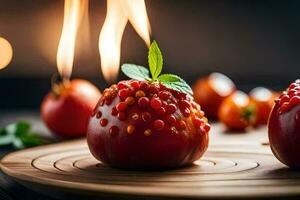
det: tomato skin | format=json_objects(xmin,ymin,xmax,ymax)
[
  {"xmin": 268, "ymin": 103, "xmax": 300, "ymax": 169},
  {"xmin": 87, "ymin": 80, "xmax": 210, "ymax": 169},
  {"xmin": 193, "ymin": 73, "xmax": 236, "ymax": 118},
  {"xmin": 250, "ymin": 87, "xmax": 279, "ymax": 125},
  {"xmin": 218, "ymin": 91, "xmax": 255, "ymax": 131},
  {"xmin": 251, "ymin": 98, "xmax": 274, "ymax": 125},
  {"xmin": 41, "ymin": 79, "xmax": 101, "ymax": 138}
]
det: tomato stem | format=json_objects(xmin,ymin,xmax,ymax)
[{"xmin": 50, "ymin": 73, "xmax": 71, "ymax": 98}]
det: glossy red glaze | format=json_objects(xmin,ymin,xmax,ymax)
[
  {"xmin": 268, "ymin": 80, "xmax": 300, "ymax": 169},
  {"xmin": 87, "ymin": 80, "xmax": 210, "ymax": 169},
  {"xmin": 41, "ymin": 79, "xmax": 101, "ymax": 138}
]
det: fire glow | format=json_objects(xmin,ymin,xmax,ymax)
[
  {"xmin": 99, "ymin": 0, "xmax": 151, "ymax": 83},
  {"xmin": 56, "ymin": 0, "xmax": 88, "ymax": 80},
  {"xmin": 0, "ymin": 37, "xmax": 13, "ymax": 70}
]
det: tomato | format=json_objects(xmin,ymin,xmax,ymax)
[
  {"xmin": 268, "ymin": 80, "xmax": 300, "ymax": 168},
  {"xmin": 41, "ymin": 79, "xmax": 101, "ymax": 138},
  {"xmin": 87, "ymin": 80, "xmax": 210, "ymax": 169},
  {"xmin": 218, "ymin": 91, "xmax": 256, "ymax": 130},
  {"xmin": 250, "ymin": 87, "xmax": 279, "ymax": 125},
  {"xmin": 193, "ymin": 72, "xmax": 236, "ymax": 118}
]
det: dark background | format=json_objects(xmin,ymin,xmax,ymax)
[{"xmin": 0, "ymin": 0, "xmax": 299, "ymax": 109}]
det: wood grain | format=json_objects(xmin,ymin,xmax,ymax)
[{"xmin": 1, "ymin": 123, "xmax": 300, "ymax": 199}]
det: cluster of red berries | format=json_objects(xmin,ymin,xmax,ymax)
[
  {"xmin": 275, "ymin": 80, "xmax": 300, "ymax": 113},
  {"xmin": 92, "ymin": 80, "xmax": 210, "ymax": 137}
]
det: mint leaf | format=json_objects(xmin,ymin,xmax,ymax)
[
  {"xmin": 121, "ymin": 41, "xmax": 193, "ymax": 96},
  {"xmin": 158, "ymin": 74, "xmax": 193, "ymax": 95},
  {"xmin": 121, "ymin": 64, "xmax": 151, "ymax": 81},
  {"xmin": 148, "ymin": 41, "xmax": 163, "ymax": 80},
  {"xmin": 0, "ymin": 121, "xmax": 48, "ymax": 149}
]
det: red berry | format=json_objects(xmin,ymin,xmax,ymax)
[
  {"xmin": 289, "ymin": 83, "xmax": 298, "ymax": 90},
  {"xmin": 203, "ymin": 123, "xmax": 211, "ymax": 133},
  {"xmin": 153, "ymin": 120, "xmax": 165, "ymax": 131},
  {"xmin": 279, "ymin": 95, "xmax": 290, "ymax": 105},
  {"xmin": 176, "ymin": 120, "xmax": 186, "ymax": 130},
  {"xmin": 193, "ymin": 117, "xmax": 203, "ymax": 128},
  {"xmin": 182, "ymin": 108, "xmax": 191, "ymax": 117},
  {"xmin": 130, "ymin": 81, "xmax": 140, "ymax": 90},
  {"xmin": 100, "ymin": 118, "xmax": 108, "ymax": 126},
  {"xmin": 149, "ymin": 84, "xmax": 159, "ymax": 94},
  {"xmin": 96, "ymin": 111, "xmax": 102, "ymax": 119},
  {"xmin": 159, "ymin": 91, "xmax": 170, "ymax": 100},
  {"xmin": 118, "ymin": 89, "xmax": 129, "ymax": 100},
  {"xmin": 139, "ymin": 82, "xmax": 149, "ymax": 91},
  {"xmin": 165, "ymin": 104, "xmax": 177, "ymax": 114},
  {"xmin": 116, "ymin": 102, "xmax": 128, "ymax": 112},
  {"xmin": 117, "ymin": 82, "xmax": 127, "ymax": 90},
  {"xmin": 138, "ymin": 97, "xmax": 150, "ymax": 108},
  {"xmin": 150, "ymin": 97, "xmax": 162, "ymax": 109},
  {"xmin": 288, "ymin": 89, "xmax": 297, "ymax": 97},
  {"xmin": 111, "ymin": 107, "xmax": 118, "ymax": 116},
  {"xmin": 179, "ymin": 100, "xmax": 191, "ymax": 110},
  {"xmin": 165, "ymin": 114, "xmax": 176, "ymax": 125},
  {"xmin": 117, "ymin": 112, "xmax": 127, "ymax": 121},
  {"xmin": 290, "ymin": 96, "xmax": 300, "ymax": 106},
  {"xmin": 156, "ymin": 107, "xmax": 166, "ymax": 115},
  {"xmin": 109, "ymin": 126, "xmax": 119, "ymax": 136}
]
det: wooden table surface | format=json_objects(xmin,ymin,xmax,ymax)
[{"xmin": 0, "ymin": 110, "xmax": 299, "ymax": 200}]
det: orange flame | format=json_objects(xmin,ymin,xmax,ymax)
[
  {"xmin": 56, "ymin": 0, "xmax": 87, "ymax": 80},
  {"xmin": 0, "ymin": 37, "xmax": 13, "ymax": 70},
  {"xmin": 99, "ymin": 0, "xmax": 151, "ymax": 83}
]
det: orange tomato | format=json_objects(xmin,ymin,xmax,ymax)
[
  {"xmin": 218, "ymin": 91, "xmax": 256, "ymax": 130},
  {"xmin": 249, "ymin": 87, "xmax": 279, "ymax": 125},
  {"xmin": 193, "ymin": 73, "xmax": 236, "ymax": 118}
]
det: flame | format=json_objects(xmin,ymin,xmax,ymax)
[
  {"xmin": 99, "ymin": 0, "xmax": 151, "ymax": 83},
  {"xmin": 56, "ymin": 0, "xmax": 87, "ymax": 80},
  {"xmin": 0, "ymin": 37, "xmax": 13, "ymax": 70},
  {"xmin": 122, "ymin": 0, "xmax": 151, "ymax": 47}
]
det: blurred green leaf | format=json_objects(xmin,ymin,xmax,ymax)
[{"xmin": 0, "ymin": 121, "xmax": 48, "ymax": 149}]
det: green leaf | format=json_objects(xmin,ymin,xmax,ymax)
[
  {"xmin": 158, "ymin": 74, "xmax": 193, "ymax": 95},
  {"xmin": 19, "ymin": 132, "xmax": 46, "ymax": 147},
  {"xmin": 0, "ymin": 134, "xmax": 14, "ymax": 146},
  {"xmin": 148, "ymin": 41, "xmax": 163, "ymax": 80},
  {"xmin": 0, "ymin": 121, "xmax": 48, "ymax": 149},
  {"xmin": 15, "ymin": 121, "xmax": 31, "ymax": 137},
  {"xmin": 121, "ymin": 64, "xmax": 151, "ymax": 81}
]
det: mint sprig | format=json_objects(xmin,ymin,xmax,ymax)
[
  {"xmin": 0, "ymin": 121, "xmax": 48, "ymax": 149},
  {"xmin": 121, "ymin": 41, "xmax": 193, "ymax": 95}
]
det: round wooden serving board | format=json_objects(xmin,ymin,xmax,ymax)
[{"xmin": 1, "ymin": 125, "xmax": 300, "ymax": 199}]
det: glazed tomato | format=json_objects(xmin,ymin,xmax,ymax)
[
  {"xmin": 193, "ymin": 72, "xmax": 236, "ymax": 118},
  {"xmin": 87, "ymin": 80, "xmax": 210, "ymax": 169},
  {"xmin": 250, "ymin": 87, "xmax": 279, "ymax": 125},
  {"xmin": 268, "ymin": 80, "xmax": 300, "ymax": 168},
  {"xmin": 218, "ymin": 91, "xmax": 256, "ymax": 130},
  {"xmin": 41, "ymin": 79, "xmax": 101, "ymax": 138}
]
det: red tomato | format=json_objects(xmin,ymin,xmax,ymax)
[
  {"xmin": 268, "ymin": 80, "xmax": 300, "ymax": 168},
  {"xmin": 218, "ymin": 91, "xmax": 256, "ymax": 131},
  {"xmin": 41, "ymin": 79, "xmax": 101, "ymax": 138},
  {"xmin": 250, "ymin": 87, "xmax": 279, "ymax": 125},
  {"xmin": 193, "ymin": 72, "xmax": 236, "ymax": 118},
  {"xmin": 87, "ymin": 80, "xmax": 210, "ymax": 169}
]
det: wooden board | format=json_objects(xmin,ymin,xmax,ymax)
[{"xmin": 1, "ymin": 124, "xmax": 300, "ymax": 199}]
